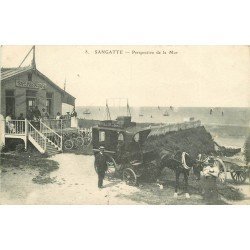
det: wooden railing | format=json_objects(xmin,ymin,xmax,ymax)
[
  {"xmin": 42, "ymin": 118, "xmax": 71, "ymax": 131},
  {"xmin": 28, "ymin": 121, "xmax": 47, "ymax": 151},
  {"xmin": 5, "ymin": 120, "xmax": 26, "ymax": 134},
  {"xmin": 40, "ymin": 121, "xmax": 63, "ymax": 150}
]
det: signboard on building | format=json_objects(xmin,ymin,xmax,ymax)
[{"xmin": 16, "ymin": 80, "xmax": 46, "ymax": 90}]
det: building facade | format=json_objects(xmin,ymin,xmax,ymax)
[{"xmin": 1, "ymin": 66, "xmax": 75, "ymax": 119}]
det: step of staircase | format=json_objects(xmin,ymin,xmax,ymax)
[{"xmin": 46, "ymin": 141, "xmax": 61, "ymax": 156}]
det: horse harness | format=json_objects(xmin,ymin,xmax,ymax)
[{"xmin": 171, "ymin": 151, "xmax": 191, "ymax": 170}]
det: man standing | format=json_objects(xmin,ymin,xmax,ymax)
[
  {"xmin": 71, "ymin": 107, "xmax": 78, "ymax": 128},
  {"xmin": 94, "ymin": 146, "xmax": 108, "ymax": 188},
  {"xmin": 33, "ymin": 106, "xmax": 41, "ymax": 119}
]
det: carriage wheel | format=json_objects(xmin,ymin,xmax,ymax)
[
  {"xmin": 123, "ymin": 168, "xmax": 137, "ymax": 186},
  {"xmin": 64, "ymin": 139, "xmax": 74, "ymax": 150},
  {"xmin": 230, "ymin": 170, "xmax": 247, "ymax": 184}
]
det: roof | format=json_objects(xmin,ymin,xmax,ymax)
[
  {"xmin": 1, "ymin": 66, "xmax": 75, "ymax": 101},
  {"xmin": 1, "ymin": 66, "xmax": 33, "ymax": 81},
  {"xmin": 94, "ymin": 123, "xmax": 151, "ymax": 135}
]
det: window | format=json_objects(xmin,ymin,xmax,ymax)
[
  {"xmin": 118, "ymin": 132, "xmax": 124, "ymax": 141},
  {"xmin": 26, "ymin": 90, "xmax": 37, "ymax": 112},
  {"xmin": 99, "ymin": 131, "xmax": 105, "ymax": 142},
  {"xmin": 46, "ymin": 92, "xmax": 53, "ymax": 115},
  {"xmin": 28, "ymin": 73, "xmax": 32, "ymax": 81}
]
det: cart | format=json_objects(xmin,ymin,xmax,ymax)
[{"xmin": 220, "ymin": 156, "xmax": 249, "ymax": 184}]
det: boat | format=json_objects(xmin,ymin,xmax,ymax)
[
  {"xmin": 139, "ymin": 113, "xmax": 144, "ymax": 117},
  {"xmin": 163, "ymin": 110, "xmax": 169, "ymax": 116},
  {"xmin": 83, "ymin": 108, "xmax": 91, "ymax": 115}
]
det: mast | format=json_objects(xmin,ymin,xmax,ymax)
[
  {"xmin": 64, "ymin": 78, "xmax": 66, "ymax": 91},
  {"xmin": 31, "ymin": 45, "xmax": 36, "ymax": 69},
  {"xmin": 18, "ymin": 45, "xmax": 36, "ymax": 69},
  {"xmin": 126, "ymin": 99, "xmax": 131, "ymax": 117},
  {"xmin": 106, "ymin": 99, "xmax": 111, "ymax": 120}
]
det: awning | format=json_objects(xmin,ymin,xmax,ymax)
[{"xmin": 62, "ymin": 92, "xmax": 75, "ymax": 106}]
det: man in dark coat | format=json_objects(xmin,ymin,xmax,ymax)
[{"xmin": 95, "ymin": 146, "xmax": 108, "ymax": 188}]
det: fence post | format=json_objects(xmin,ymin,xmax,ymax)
[
  {"xmin": 60, "ymin": 135, "xmax": 63, "ymax": 152},
  {"xmin": 24, "ymin": 119, "xmax": 28, "ymax": 150}
]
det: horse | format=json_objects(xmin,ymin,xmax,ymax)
[{"xmin": 159, "ymin": 150, "xmax": 198, "ymax": 198}]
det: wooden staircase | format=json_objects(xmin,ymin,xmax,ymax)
[
  {"xmin": 4, "ymin": 119, "xmax": 63, "ymax": 155},
  {"xmin": 29, "ymin": 121, "xmax": 62, "ymax": 155}
]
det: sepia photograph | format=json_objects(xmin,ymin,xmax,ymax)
[{"xmin": 0, "ymin": 45, "xmax": 250, "ymax": 205}]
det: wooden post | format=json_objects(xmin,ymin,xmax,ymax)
[
  {"xmin": 0, "ymin": 115, "xmax": 5, "ymax": 149},
  {"xmin": 24, "ymin": 119, "xmax": 28, "ymax": 150},
  {"xmin": 44, "ymin": 135, "xmax": 47, "ymax": 151}
]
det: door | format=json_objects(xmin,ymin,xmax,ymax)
[{"xmin": 5, "ymin": 90, "xmax": 15, "ymax": 118}]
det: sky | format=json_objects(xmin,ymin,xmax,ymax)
[{"xmin": 1, "ymin": 45, "xmax": 250, "ymax": 107}]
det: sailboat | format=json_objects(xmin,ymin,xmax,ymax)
[
  {"xmin": 83, "ymin": 108, "xmax": 91, "ymax": 114},
  {"xmin": 163, "ymin": 110, "xmax": 169, "ymax": 116}
]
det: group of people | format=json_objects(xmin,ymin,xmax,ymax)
[
  {"xmin": 5, "ymin": 106, "xmax": 78, "ymax": 132},
  {"xmin": 5, "ymin": 106, "xmax": 63, "ymax": 132}
]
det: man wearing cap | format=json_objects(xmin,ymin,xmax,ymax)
[
  {"xmin": 201, "ymin": 157, "xmax": 220, "ymax": 203},
  {"xmin": 94, "ymin": 146, "xmax": 108, "ymax": 188}
]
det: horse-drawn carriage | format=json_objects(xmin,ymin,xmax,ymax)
[
  {"xmin": 92, "ymin": 116, "xmax": 249, "ymax": 189},
  {"xmin": 92, "ymin": 117, "xmax": 158, "ymax": 185}
]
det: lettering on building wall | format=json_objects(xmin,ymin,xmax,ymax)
[{"xmin": 16, "ymin": 80, "xmax": 46, "ymax": 90}]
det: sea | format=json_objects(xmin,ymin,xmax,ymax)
[
  {"xmin": 72, "ymin": 106, "xmax": 250, "ymax": 148},
  {"xmin": 75, "ymin": 106, "xmax": 250, "ymax": 127}
]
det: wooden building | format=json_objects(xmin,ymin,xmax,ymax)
[
  {"xmin": 0, "ymin": 46, "xmax": 76, "ymax": 155},
  {"xmin": 1, "ymin": 54, "xmax": 75, "ymax": 118}
]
